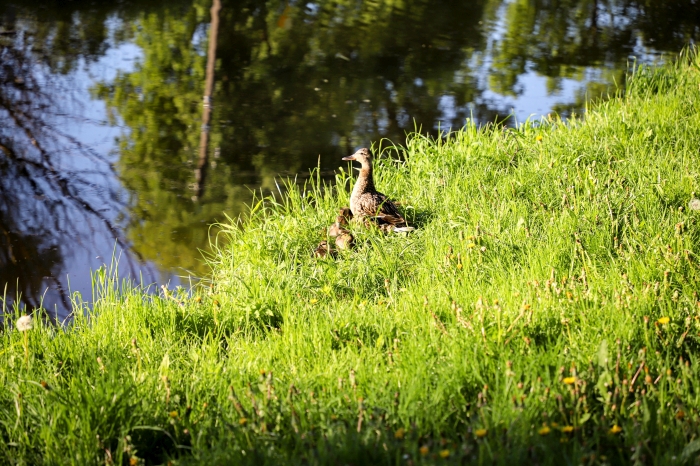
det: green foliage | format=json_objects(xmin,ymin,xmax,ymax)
[{"xmin": 4, "ymin": 50, "xmax": 700, "ymax": 464}]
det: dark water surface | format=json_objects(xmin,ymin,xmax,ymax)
[{"xmin": 1, "ymin": 0, "xmax": 699, "ymax": 320}]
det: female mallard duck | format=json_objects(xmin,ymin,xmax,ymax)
[{"xmin": 342, "ymin": 148, "xmax": 412, "ymax": 231}]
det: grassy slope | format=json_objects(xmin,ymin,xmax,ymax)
[{"xmin": 3, "ymin": 51, "xmax": 700, "ymax": 465}]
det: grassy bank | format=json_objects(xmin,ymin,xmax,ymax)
[{"xmin": 3, "ymin": 50, "xmax": 700, "ymax": 465}]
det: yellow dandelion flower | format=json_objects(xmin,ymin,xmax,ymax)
[
  {"xmin": 561, "ymin": 425, "xmax": 574, "ymax": 433},
  {"xmin": 439, "ymin": 449, "xmax": 451, "ymax": 458},
  {"xmin": 239, "ymin": 417, "xmax": 248, "ymax": 425},
  {"xmin": 310, "ymin": 298, "xmax": 318, "ymax": 304},
  {"xmin": 657, "ymin": 316, "xmax": 670, "ymax": 325},
  {"xmin": 536, "ymin": 135, "xmax": 543, "ymax": 142},
  {"xmin": 609, "ymin": 425, "xmax": 622, "ymax": 434},
  {"xmin": 457, "ymin": 263, "xmax": 463, "ymax": 270},
  {"xmin": 169, "ymin": 410, "xmax": 178, "ymax": 418},
  {"xmin": 538, "ymin": 426, "xmax": 551, "ymax": 435},
  {"xmin": 419, "ymin": 446, "xmax": 429, "ymax": 456},
  {"xmin": 394, "ymin": 428, "xmax": 405, "ymax": 439},
  {"xmin": 467, "ymin": 242, "xmax": 476, "ymax": 248},
  {"xmin": 475, "ymin": 428, "xmax": 488, "ymax": 438},
  {"xmin": 563, "ymin": 376, "xmax": 576, "ymax": 385}
]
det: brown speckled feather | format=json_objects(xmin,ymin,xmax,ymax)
[{"xmin": 353, "ymin": 192, "xmax": 402, "ymax": 220}]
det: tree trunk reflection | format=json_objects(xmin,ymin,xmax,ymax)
[{"xmin": 194, "ymin": 0, "xmax": 222, "ymax": 201}]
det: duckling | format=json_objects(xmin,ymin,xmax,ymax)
[
  {"xmin": 328, "ymin": 207, "xmax": 354, "ymax": 237},
  {"xmin": 342, "ymin": 148, "xmax": 409, "ymax": 229},
  {"xmin": 313, "ymin": 240, "xmax": 336, "ymax": 258},
  {"xmin": 335, "ymin": 232, "xmax": 354, "ymax": 251},
  {"xmin": 328, "ymin": 216, "xmax": 349, "ymax": 237},
  {"xmin": 338, "ymin": 207, "xmax": 353, "ymax": 222}
]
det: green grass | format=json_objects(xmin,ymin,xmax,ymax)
[{"xmin": 4, "ymin": 49, "xmax": 700, "ymax": 465}]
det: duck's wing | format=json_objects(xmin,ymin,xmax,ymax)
[
  {"xmin": 377, "ymin": 193, "xmax": 403, "ymax": 219},
  {"xmin": 373, "ymin": 192, "xmax": 406, "ymax": 225},
  {"xmin": 354, "ymin": 191, "xmax": 405, "ymax": 221},
  {"xmin": 375, "ymin": 214, "xmax": 406, "ymax": 225}
]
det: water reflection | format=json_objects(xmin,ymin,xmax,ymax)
[
  {"xmin": 1, "ymin": 0, "xmax": 699, "ymax": 319},
  {"xmin": 0, "ymin": 5, "xmax": 164, "ymax": 318}
]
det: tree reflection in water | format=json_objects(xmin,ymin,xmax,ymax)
[
  {"xmin": 0, "ymin": 7, "xmax": 159, "ymax": 319},
  {"xmin": 1, "ymin": 0, "xmax": 699, "ymax": 320}
]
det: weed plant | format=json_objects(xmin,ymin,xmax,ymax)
[{"xmin": 3, "ymin": 49, "xmax": 700, "ymax": 465}]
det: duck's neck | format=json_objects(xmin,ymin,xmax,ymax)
[{"xmin": 353, "ymin": 162, "xmax": 376, "ymax": 195}]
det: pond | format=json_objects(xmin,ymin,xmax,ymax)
[{"xmin": 1, "ymin": 0, "xmax": 699, "ymax": 321}]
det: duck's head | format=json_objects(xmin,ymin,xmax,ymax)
[{"xmin": 342, "ymin": 148, "xmax": 372, "ymax": 165}]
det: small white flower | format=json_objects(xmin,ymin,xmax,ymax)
[
  {"xmin": 689, "ymin": 199, "xmax": 700, "ymax": 211},
  {"xmin": 16, "ymin": 315, "xmax": 33, "ymax": 332}
]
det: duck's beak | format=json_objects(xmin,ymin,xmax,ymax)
[{"xmin": 341, "ymin": 154, "xmax": 356, "ymax": 161}]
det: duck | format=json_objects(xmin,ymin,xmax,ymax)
[
  {"xmin": 338, "ymin": 207, "xmax": 353, "ymax": 222},
  {"xmin": 342, "ymin": 148, "xmax": 413, "ymax": 232},
  {"xmin": 313, "ymin": 240, "xmax": 336, "ymax": 258},
  {"xmin": 335, "ymin": 231, "xmax": 354, "ymax": 251},
  {"xmin": 328, "ymin": 207, "xmax": 353, "ymax": 237}
]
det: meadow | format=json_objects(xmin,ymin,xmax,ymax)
[{"xmin": 3, "ymin": 50, "xmax": 700, "ymax": 465}]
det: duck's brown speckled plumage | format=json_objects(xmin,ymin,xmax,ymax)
[{"xmin": 342, "ymin": 148, "xmax": 406, "ymax": 227}]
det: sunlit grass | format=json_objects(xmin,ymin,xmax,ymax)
[{"xmin": 3, "ymin": 49, "xmax": 700, "ymax": 465}]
